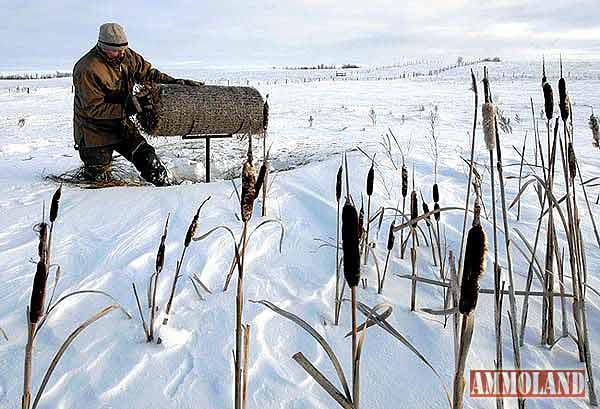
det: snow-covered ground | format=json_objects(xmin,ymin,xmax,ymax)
[{"xmin": 1, "ymin": 60, "xmax": 599, "ymax": 408}]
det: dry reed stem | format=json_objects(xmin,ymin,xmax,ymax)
[
  {"xmin": 457, "ymin": 69, "xmax": 478, "ymax": 290},
  {"xmin": 363, "ymin": 158, "xmax": 375, "ymax": 265},
  {"xmin": 335, "ymin": 158, "xmax": 343, "ymax": 324},
  {"xmin": 490, "ymin": 70, "xmax": 525, "ymax": 408},
  {"xmin": 242, "ymin": 324, "xmax": 250, "ymax": 409},
  {"xmin": 235, "ymin": 222, "xmax": 248, "ymax": 409},
  {"xmin": 400, "ymin": 164, "xmax": 408, "ymax": 259},
  {"xmin": 351, "ymin": 286, "xmax": 359, "ymax": 409},
  {"xmin": 452, "ymin": 313, "xmax": 474, "ymax": 409},
  {"xmin": 482, "ymin": 68, "xmax": 505, "ymax": 409},
  {"xmin": 150, "ymin": 214, "xmax": 170, "ymax": 341},
  {"xmin": 516, "ymin": 132, "xmax": 527, "ymax": 221}
]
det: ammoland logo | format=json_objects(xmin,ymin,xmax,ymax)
[{"xmin": 470, "ymin": 369, "xmax": 586, "ymax": 398}]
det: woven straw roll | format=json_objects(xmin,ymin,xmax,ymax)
[{"xmin": 137, "ymin": 84, "xmax": 266, "ymax": 136}]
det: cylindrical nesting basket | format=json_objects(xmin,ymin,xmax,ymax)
[{"xmin": 136, "ymin": 84, "xmax": 266, "ymax": 137}]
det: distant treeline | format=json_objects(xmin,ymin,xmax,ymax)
[
  {"xmin": 278, "ymin": 63, "xmax": 360, "ymax": 70},
  {"xmin": 0, "ymin": 71, "xmax": 72, "ymax": 80}
]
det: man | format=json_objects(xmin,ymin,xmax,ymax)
[{"xmin": 73, "ymin": 23, "xmax": 202, "ymax": 186}]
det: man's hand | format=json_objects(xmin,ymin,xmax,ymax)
[{"xmin": 174, "ymin": 79, "xmax": 204, "ymax": 86}]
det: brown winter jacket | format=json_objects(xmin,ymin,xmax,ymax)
[{"xmin": 73, "ymin": 46, "xmax": 175, "ymax": 148}]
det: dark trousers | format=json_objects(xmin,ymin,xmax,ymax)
[{"xmin": 78, "ymin": 126, "xmax": 167, "ymax": 186}]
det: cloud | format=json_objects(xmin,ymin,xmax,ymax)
[{"xmin": 0, "ymin": 0, "xmax": 598, "ymax": 69}]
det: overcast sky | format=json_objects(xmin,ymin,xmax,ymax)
[{"xmin": 1, "ymin": 0, "xmax": 599, "ymax": 70}]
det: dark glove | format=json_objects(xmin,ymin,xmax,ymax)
[
  {"xmin": 174, "ymin": 79, "xmax": 204, "ymax": 86},
  {"xmin": 124, "ymin": 94, "xmax": 142, "ymax": 116}
]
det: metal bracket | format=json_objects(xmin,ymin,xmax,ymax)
[{"xmin": 181, "ymin": 133, "xmax": 233, "ymax": 182}]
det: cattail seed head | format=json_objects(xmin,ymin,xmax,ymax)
[
  {"xmin": 336, "ymin": 165, "xmax": 343, "ymax": 202},
  {"xmin": 342, "ymin": 199, "xmax": 361, "ymax": 287},
  {"xmin": 422, "ymin": 201, "xmax": 430, "ymax": 220},
  {"xmin": 156, "ymin": 216, "xmax": 169, "ymax": 274},
  {"xmin": 241, "ymin": 160, "xmax": 257, "ymax": 222},
  {"xmin": 401, "ymin": 165, "xmax": 408, "ymax": 198},
  {"xmin": 38, "ymin": 222, "xmax": 49, "ymax": 263},
  {"xmin": 482, "ymin": 102, "xmax": 496, "ymax": 151},
  {"xmin": 568, "ymin": 142, "xmax": 577, "ymax": 179},
  {"xmin": 156, "ymin": 241, "xmax": 166, "ymax": 274},
  {"xmin": 358, "ymin": 200, "xmax": 365, "ymax": 239},
  {"xmin": 432, "ymin": 183, "xmax": 439, "ymax": 203},
  {"xmin": 263, "ymin": 98, "xmax": 269, "ymax": 131},
  {"xmin": 542, "ymin": 81, "xmax": 554, "ymax": 121},
  {"xmin": 458, "ymin": 223, "xmax": 488, "ymax": 315},
  {"xmin": 590, "ymin": 114, "xmax": 600, "ymax": 147},
  {"xmin": 410, "ymin": 191, "xmax": 418, "ymax": 221},
  {"xmin": 558, "ymin": 78, "xmax": 570, "ymax": 122},
  {"xmin": 433, "ymin": 202, "xmax": 440, "ymax": 222},
  {"xmin": 255, "ymin": 161, "xmax": 268, "ymax": 198},
  {"xmin": 366, "ymin": 163, "xmax": 374, "ymax": 196},
  {"xmin": 184, "ymin": 208, "xmax": 201, "ymax": 248},
  {"xmin": 387, "ymin": 222, "xmax": 395, "ymax": 251},
  {"xmin": 30, "ymin": 260, "xmax": 49, "ymax": 323},
  {"xmin": 50, "ymin": 185, "xmax": 62, "ymax": 223}
]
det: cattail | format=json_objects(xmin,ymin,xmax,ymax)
[
  {"xmin": 336, "ymin": 164, "xmax": 343, "ymax": 201},
  {"xmin": 342, "ymin": 199, "xmax": 361, "ymax": 287},
  {"xmin": 432, "ymin": 183, "xmax": 439, "ymax": 203},
  {"xmin": 558, "ymin": 77, "xmax": 570, "ymax": 122},
  {"xmin": 458, "ymin": 223, "xmax": 488, "ymax": 315},
  {"xmin": 590, "ymin": 114, "xmax": 600, "ymax": 147},
  {"xmin": 366, "ymin": 163, "xmax": 374, "ymax": 196},
  {"xmin": 568, "ymin": 142, "xmax": 577, "ymax": 179},
  {"xmin": 241, "ymin": 160, "xmax": 257, "ymax": 222},
  {"xmin": 433, "ymin": 202, "xmax": 440, "ymax": 222},
  {"xmin": 410, "ymin": 191, "xmax": 418, "ymax": 221},
  {"xmin": 29, "ymin": 261, "xmax": 49, "ymax": 323},
  {"xmin": 387, "ymin": 222, "xmax": 395, "ymax": 251},
  {"xmin": 262, "ymin": 97, "xmax": 269, "ymax": 131},
  {"xmin": 401, "ymin": 165, "xmax": 408, "ymax": 198},
  {"xmin": 37, "ymin": 222, "xmax": 49, "ymax": 262},
  {"xmin": 422, "ymin": 201, "xmax": 430, "ymax": 219},
  {"xmin": 482, "ymin": 102, "xmax": 496, "ymax": 151},
  {"xmin": 255, "ymin": 161, "xmax": 267, "ymax": 197},
  {"xmin": 156, "ymin": 216, "xmax": 169, "ymax": 274},
  {"xmin": 49, "ymin": 185, "xmax": 62, "ymax": 223},
  {"xmin": 184, "ymin": 207, "xmax": 201, "ymax": 248},
  {"xmin": 358, "ymin": 200, "xmax": 365, "ymax": 239},
  {"xmin": 542, "ymin": 81, "xmax": 554, "ymax": 121}
]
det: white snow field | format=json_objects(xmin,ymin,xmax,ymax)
[{"xmin": 1, "ymin": 60, "xmax": 599, "ymax": 409}]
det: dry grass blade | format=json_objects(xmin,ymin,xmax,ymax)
[
  {"xmin": 355, "ymin": 301, "xmax": 451, "ymax": 407},
  {"xmin": 392, "ymin": 206, "xmax": 465, "ymax": 233},
  {"xmin": 250, "ymin": 299, "xmax": 352, "ymax": 401},
  {"xmin": 189, "ymin": 277, "xmax": 205, "ymax": 301},
  {"xmin": 45, "ymin": 265, "xmax": 61, "ymax": 314},
  {"xmin": 132, "ymin": 283, "xmax": 151, "ymax": 341},
  {"xmin": 192, "ymin": 273, "xmax": 212, "ymax": 294},
  {"xmin": 34, "ymin": 289, "xmax": 132, "ymax": 338},
  {"xmin": 344, "ymin": 304, "xmax": 393, "ymax": 337},
  {"xmin": 247, "ymin": 219, "xmax": 286, "ymax": 253},
  {"xmin": 292, "ymin": 352, "xmax": 353, "ymax": 409},
  {"xmin": 30, "ymin": 305, "xmax": 122, "ymax": 409}
]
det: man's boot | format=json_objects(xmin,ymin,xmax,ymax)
[{"xmin": 131, "ymin": 142, "xmax": 169, "ymax": 186}]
